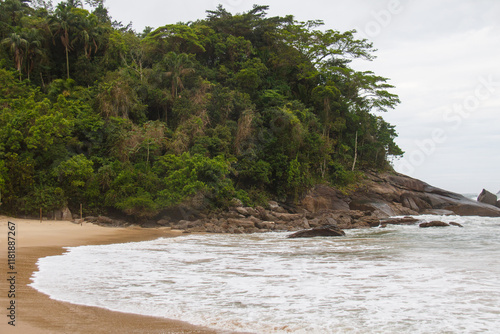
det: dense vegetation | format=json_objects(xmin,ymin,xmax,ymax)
[{"xmin": 0, "ymin": 0, "xmax": 403, "ymax": 219}]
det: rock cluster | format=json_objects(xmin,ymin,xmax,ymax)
[
  {"xmin": 82, "ymin": 172, "xmax": 499, "ymax": 234},
  {"xmin": 154, "ymin": 203, "xmax": 380, "ymax": 234}
]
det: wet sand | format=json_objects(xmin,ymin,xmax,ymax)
[{"xmin": 0, "ymin": 216, "xmax": 220, "ymax": 334}]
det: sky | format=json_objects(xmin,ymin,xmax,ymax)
[{"xmin": 57, "ymin": 0, "xmax": 500, "ymax": 194}]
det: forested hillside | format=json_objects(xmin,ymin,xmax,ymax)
[{"xmin": 0, "ymin": 0, "xmax": 403, "ymax": 219}]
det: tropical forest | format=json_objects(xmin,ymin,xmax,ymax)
[{"xmin": 0, "ymin": 0, "xmax": 403, "ymax": 219}]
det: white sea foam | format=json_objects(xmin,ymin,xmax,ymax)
[{"xmin": 30, "ymin": 215, "xmax": 500, "ymax": 333}]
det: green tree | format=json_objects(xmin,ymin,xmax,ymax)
[
  {"xmin": 2, "ymin": 30, "xmax": 28, "ymax": 80},
  {"xmin": 158, "ymin": 52, "xmax": 195, "ymax": 99}
]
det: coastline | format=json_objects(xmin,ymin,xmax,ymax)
[{"xmin": 0, "ymin": 216, "xmax": 220, "ymax": 334}]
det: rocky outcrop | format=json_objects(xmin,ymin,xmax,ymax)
[
  {"xmin": 288, "ymin": 225, "xmax": 345, "ymax": 238},
  {"xmin": 345, "ymin": 172, "xmax": 500, "ymax": 217},
  {"xmin": 477, "ymin": 189, "xmax": 497, "ymax": 206}
]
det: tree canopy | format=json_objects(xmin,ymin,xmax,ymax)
[{"xmin": 0, "ymin": 1, "xmax": 403, "ymax": 219}]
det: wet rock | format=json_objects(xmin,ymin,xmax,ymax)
[
  {"xmin": 419, "ymin": 221, "xmax": 450, "ymax": 228},
  {"xmin": 449, "ymin": 222, "xmax": 464, "ymax": 227},
  {"xmin": 287, "ymin": 225, "xmax": 346, "ymax": 238},
  {"xmin": 380, "ymin": 217, "xmax": 420, "ymax": 226},
  {"xmin": 355, "ymin": 216, "xmax": 382, "ymax": 227}
]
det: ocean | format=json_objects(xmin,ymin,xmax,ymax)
[{"xmin": 30, "ymin": 215, "xmax": 500, "ymax": 333}]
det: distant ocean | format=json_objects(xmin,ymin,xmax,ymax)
[{"xmin": 31, "ymin": 215, "xmax": 500, "ymax": 333}]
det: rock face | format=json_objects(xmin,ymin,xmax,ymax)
[
  {"xmin": 477, "ymin": 189, "xmax": 498, "ymax": 206},
  {"xmin": 344, "ymin": 172, "xmax": 500, "ymax": 218},
  {"xmin": 300, "ymin": 185, "xmax": 349, "ymax": 212},
  {"xmin": 288, "ymin": 225, "xmax": 345, "ymax": 238}
]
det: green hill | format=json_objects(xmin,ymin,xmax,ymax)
[{"xmin": 0, "ymin": 1, "xmax": 402, "ymax": 219}]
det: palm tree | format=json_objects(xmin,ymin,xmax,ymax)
[
  {"xmin": 77, "ymin": 13, "xmax": 99, "ymax": 59},
  {"xmin": 23, "ymin": 28, "xmax": 44, "ymax": 80},
  {"xmin": 161, "ymin": 52, "xmax": 195, "ymax": 99},
  {"xmin": 1, "ymin": 30, "xmax": 28, "ymax": 80},
  {"xmin": 51, "ymin": 3, "xmax": 75, "ymax": 79}
]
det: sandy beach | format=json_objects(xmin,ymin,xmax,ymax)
[{"xmin": 0, "ymin": 216, "xmax": 219, "ymax": 334}]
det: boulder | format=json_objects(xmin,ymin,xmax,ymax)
[
  {"xmin": 419, "ymin": 221, "xmax": 450, "ymax": 228},
  {"xmin": 449, "ymin": 222, "xmax": 464, "ymax": 228},
  {"xmin": 235, "ymin": 207, "xmax": 250, "ymax": 216},
  {"xmin": 287, "ymin": 225, "xmax": 346, "ymax": 238},
  {"xmin": 54, "ymin": 207, "xmax": 72, "ymax": 220},
  {"xmin": 380, "ymin": 217, "xmax": 420, "ymax": 226},
  {"xmin": 156, "ymin": 219, "xmax": 171, "ymax": 226},
  {"xmin": 496, "ymin": 200, "xmax": 500, "ymax": 209},
  {"xmin": 477, "ymin": 189, "xmax": 497, "ymax": 206}
]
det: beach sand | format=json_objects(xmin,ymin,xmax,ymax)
[{"xmin": 0, "ymin": 216, "xmax": 220, "ymax": 334}]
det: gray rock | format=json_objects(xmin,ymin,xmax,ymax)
[
  {"xmin": 54, "ymin": 207, "xmax": 72, "ymax": 220},
  {"xmin": 477, "ymin": 189, "xmax": 497, "ymax": 206}
]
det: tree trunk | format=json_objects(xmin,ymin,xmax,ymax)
[
  {"xmin": 65, "ymin": 46, "xmax": 70, "ymax": 79},
  {"xmin": 352, "ymin": 131, "xmax": 358, "ymax": 172}
]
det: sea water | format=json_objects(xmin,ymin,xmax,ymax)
[{"xmin": 30, "ymin": 215, "xmax": 500, "ymax": 333}]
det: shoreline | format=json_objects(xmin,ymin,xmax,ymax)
[{"xmin": 0, "ymin": 216, "xmax": 222, "ymax": 334}]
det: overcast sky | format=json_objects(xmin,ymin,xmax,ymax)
[{"xmin": 59, "ymin": 0, "xmax": 500, "ymax": 194}]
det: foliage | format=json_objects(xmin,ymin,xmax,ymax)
[{"xmin": 0, "ymin": 2, "xmax": 403, "ymax": 218}]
